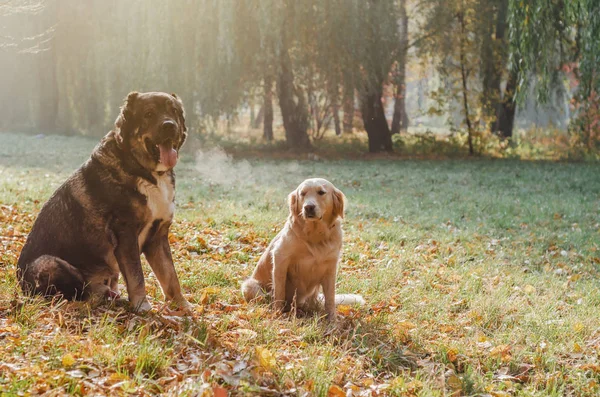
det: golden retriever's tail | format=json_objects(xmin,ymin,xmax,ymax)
[
  {"xmin": 318, "ymin": 294, "xmax": 366, "ymax": 306},
  {"xmin": 241, "ymin": 277, "xmax": 267, "ymax": 302}
]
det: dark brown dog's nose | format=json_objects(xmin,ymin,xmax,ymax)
[{"xmin": 161, "ymin": 120, "xmax": 177, "ymax": 133}]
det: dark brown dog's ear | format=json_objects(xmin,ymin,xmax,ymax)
[
  {"xmin": 288, "ymin": 189, "xmax": 300, "ymax": 219},
  {"xmin": 171, "ymin": 92, "xmax": 188, "ymax": 150},
  {"xmin": 332, "ymin": 187, "xmax": 346, "ymax": 219},
  {"xmin": 114, "ymin": 91, "xmax": 139, "ymax": 146}
]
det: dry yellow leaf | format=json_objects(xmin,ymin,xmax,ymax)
[
  {"xmin": 199, "ymin": 287, "xmax": 221, "ymax": 304},
  {"xmin": 397, "ymin": 321, "xmax": 416, "ymax": 330},
  {"xmin": 446, "ymin": 348, "xmax": 458, "ymax": 363},
  {"xmin": 581, "ymin": 363, "xmax": 600, "ymax": 373},
  {"xmin": 447, "ymin": 374, "xmax": 463, "ymax": 390},
  {"xmin": 327, "ymin": 384, "xmax": 345, "ymax": 397},
  {"xmin": 337, "ymin": 305, "xmax": 352, "ymax": 316},
  {"xmin": 490, "ymin": 344, "xmax": 512, "ymax": 362},
  {"xmin": 573, "ymin": 342, "xmax": 583, "ymax": 353},
  {"xmin": 573, "ymin": 322, "xmax": 585, "ymax": 333},
  {"xmin": 569, "ymin": 274, "xmax": 582, "ymax": 283},
  {"xmin": 61, "ymin": 353, "xmax": 75, "ymax": 367},
  {"xmin": 362, "ymin": 378, "xmax": 375, "ymax": 387},
  {"xmin": 406, "ymin": 380, "xmax": 423, "ymax": 393},
  {"xmin": 523, "ymin": 285, "xmax": 536, "ymax": 294},
  {"xmin": 255, "ymin": 346, "xmax": 276, "ymax": 371}
]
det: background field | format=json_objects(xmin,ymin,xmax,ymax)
[{"xmin": 1, "ymin": 132, "xmax": 599, "ymax": 396}]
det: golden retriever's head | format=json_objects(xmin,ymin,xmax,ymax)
[
  {"xmin": 114, "ymin": 91, "xmax": 187, "ymax": 172},
  {"xmin": 289, "ymin": 178, "xmax": 345, "ymax": 223}
]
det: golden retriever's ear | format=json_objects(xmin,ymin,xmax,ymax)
[
  {"xmin": 114, "ymin": 91, "xmax": 139, "ymax": 147},
  {"xmin": 288, "ymin": 189, "xmax": 300, "ymax": 219},
  {"xmin": 332, "ymin": 188, "xmax": 346, "ymax": 219}
]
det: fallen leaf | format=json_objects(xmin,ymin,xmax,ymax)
[
  {"xmin": 572, "ymin": 322, "xmax": 584, "ymax": 333},
  {"xmin": 62, "ymin": 353, "xmax": 75, "ymax": 368},
  {"xmin": 490, "ymin": 344, "xmax": 511, "ymax": 361},
  {"xmin": 337, "ymin": 305, "xmax": 352, "ymax": 316},
  {"xmin": 327, "ymin": 384, "xmax": 345, "ymax": 397},
  {"xmin": 447, "ymin": 348, "xmax": 458, "ymax": 362},
  {"xmin": 523, "ymin": 285, "xmax": 536, "ymax": 294},
  {"xmin": 447, "ymin": 373, "xmax": 462, "ymax": 390},
  {"xmin": 213, "ymin": 386, "xmax": 228, "ymax": 397},
  {"xmin": 255, "ymin": 346, "xmax": 276, "ymax": 371}
]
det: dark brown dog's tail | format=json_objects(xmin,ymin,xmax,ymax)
[{"xmin": 18, "ymin": 255, "xmax": 87, "ymax": 301}]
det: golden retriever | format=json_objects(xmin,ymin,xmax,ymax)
[{"xmin": 241, "ymin": 178, "xmax": 364, "ymax": 320}]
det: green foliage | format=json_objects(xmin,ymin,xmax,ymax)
[
  {"xmin": 509, "ymin": 0, "xmax": 600, "ymax": 101},
  {"xmin": 416, "ymin": 0, "xmax": 516, "ymax": 148},
  {"xmin": 509, "ymin": 0, "xmax": 600, "ymax": 150}
]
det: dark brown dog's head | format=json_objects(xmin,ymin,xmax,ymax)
[{"xmin": 114, "ymin": 91, "xmax": 187, "ymax": 171}]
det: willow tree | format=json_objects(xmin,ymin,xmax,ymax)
[
  {"xmin": 417, "ymin": 0, "xmax": 518, "ymax": 152},
  {"xmin": 194, "ymin": 0, "xmax": 408, "ymax": 152},
  {"xmin": 323, "ymin": 0, "xmax": 401, "ymax": 152},
  {"xmin": 192, "ymin": 1, "xmax": 312, "ymax": 148},
  {"xmin": 509, "ymin": 0, "xmax": 600, "ymax": 148}
]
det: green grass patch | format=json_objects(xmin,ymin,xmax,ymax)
[{"xmin": 1, "ymin": 131, "xmax": 599, "ymax": 395}]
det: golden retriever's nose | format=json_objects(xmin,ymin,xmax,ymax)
[{"xmin": 304, "ymin": 204, "xmax": 316, "ymax": 217}]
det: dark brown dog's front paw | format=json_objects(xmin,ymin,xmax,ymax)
[{"xmin": 130, "ymin": 298, "xmax": 152, "ymax": 313}]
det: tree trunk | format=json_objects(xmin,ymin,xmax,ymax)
[
  {"xmin": 361, "ymin": 86, "xmax": 393, "ymax": 153},
  {"xmin": 391, "ymin": 0, "xmax": 409, "ymax": 135},
  {"xmin": 342, "ymin": 81, "xmax": 354, "ymax": 134},
  {"xmin": 38, "ymin": 49, "xmax": 59, "ymax": 132},
  {"xmin": 495, "ymin": 68, "xmax": 517, "ymax": 138},
  {"xmin": 37, "ymin": 3, "xmax": 58, "ymax": 132},
  {"xmin": 277, "ymin": 46, "xmax": 311, "ymax": 150},
  {"xmin": 480, "ymin": 1, "xmax": 499, "ymax": 125},
  {"xmin": 493, "ymin": 0, "xmax": 516, "ymax": 138},
  {"xmin": 249, "ymin": 99, "xmax": 256, "ymax": 128},
  {"xmin": 328, "ymin": 80, "xmax": 342, "ymax": 136},
  {"xmin": 86, "ymin": 50, "xmax": 102, "ymax": 133},
  {"xmin": 263, "ymin": 75, "xmax": 273, "ymax": 141},
  {"xmin": 333, "ymin": 100, "xmax": 341, "ymax": 136},
  {"xmin": 458, "ymin": 11, "xmax": 474, "ymax": 155},
  {"xmin": 253, "ymin": 105, "xmax": 264, "ymax": 129}
]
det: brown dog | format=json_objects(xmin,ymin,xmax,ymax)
[
  {"xmin": 17, "ymin": 92, "xmax": 190, "ymax": 312},
  {"xmin": 241, "ymin": 178, "xmax": 364, "ymax": 320}
]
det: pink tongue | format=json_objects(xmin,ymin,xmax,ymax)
[{"xmin": 158, "ymin": 143, "xmax": 178, "ymax": 168}]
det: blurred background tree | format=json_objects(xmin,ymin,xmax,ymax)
[{"xmin": 0, "ymin": 0, "xmax": 597, "ymax": 156}]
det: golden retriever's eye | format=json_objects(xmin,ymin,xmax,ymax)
[
  {"xmin": 300, "ymin": 191, "xmax": 306, "ymax": 197},
  {"xmin": 318, "ymin": 190, "xmax": 326, "ymax": 196},
  {"xmin": 144, "ymin": 111, "xmax": 153, "ymax": 119}
]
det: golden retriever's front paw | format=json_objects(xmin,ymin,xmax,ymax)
[
  {"xmin": 326, "ymin": 312, "xmax": 338, "ymax": 322},
  {"xmin": 272, "ymin": 300, "xmax": 286, "ymax": 314},
  {"xmin": 177, "ymin": 299, "xmax": 193, "ymax": 313}
]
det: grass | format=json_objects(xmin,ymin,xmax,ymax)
[{"xmin": 1, "ymin": 131, "xmax": 600, "ymax": 395}]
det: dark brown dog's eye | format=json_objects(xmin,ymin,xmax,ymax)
[
  {"xmin": 300, "ymin": 192, "xmax": 306, "ymax": 197},
  {"xmin": 318, "ymin": 190, "xmax": 326, "ymax": 196},
  {"xmin": 144, "ymin": 111, "xmax": 153, "ymax": 119}
]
